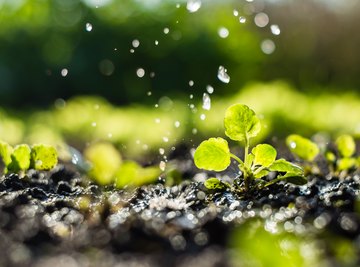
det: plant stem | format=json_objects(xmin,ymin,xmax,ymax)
[
  {"xmin": 243, "ymin": 136, "xmax": 250, "ymax": 191},
  {"xmin": 230, "ymin": 153, "xmax": 244, "ymax": 167}
]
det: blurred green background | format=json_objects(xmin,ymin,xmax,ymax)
[{"xmin": 0, "ymin": 0, "xmax": 360, "ymax": 156}]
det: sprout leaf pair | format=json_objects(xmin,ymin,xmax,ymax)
[{"xmin": 194, "ymin": 104, "xmax": 306, "ymax": 192}]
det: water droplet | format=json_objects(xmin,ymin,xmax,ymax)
[
  {"xmin": 85, "ymin": 23, "xmax": 93, "ymax": 32},
  {"xmin": 192, "ymin": 128, "xmax": 198, "ymax": 134},
  {"xmin": 61, "ymin": 68, "xmax": 68, "ymax": 77},
  {"xmin": 130, "ymin": 49, "xmax": 135, "ymax": 53},
  {"xmin": 163, "ymin": 28, "xmax": 170, "ymax": 34},
  {"xmin": 261, "ymin": 39, "xmax": 275, "ymax": 54},
  {"xmin": 239, "ymin": 16, "xmax": 247, "ymax": 23},
  {"xmin": 189, "ymin": 80, "xmax": 194, "ymax": 86},
  {"xmin": 290, "ymin": 142, "xmax": 296, "ymax": 149},
  {"xmin": 155, "ymin": 40, "xmax": 159, "ymax": 45},
  {"xmin": 91, "ymin": 122, "xmax": 97, "ymax": 127},
  {"xmin": 186, "ymin": 0, "xmax": 201, "ymax": 13},
  {"xmin": 155, "ymin": 104, "xmax": 159, "ymax": 108},
  {"xmin": 200, "ymin": 114, "xmax": 206, "ymax": 120},
  {"xmin": 94, "ymin": 104, "xmax": 100, "ymax": 110},
  {"xmin": 136, "ymin": 68, "xmax": 145, "ymax": 78},
  {"xmin": 132, "ymin": 39, "xmax": 140, "ymax": 48},
  {"xmin": 233, "ymin": 9, "xmax": 239, "ymax": 16},
  {"xmin": 189, "ymin": 94, "xmax": 194, "ymax": 99},
  {"xmin": 218, "ymin": 27, "xmax": 229, "ymax": 38},
  {"xmin": 174, "ymin": 121, "xmax": 181, "ymax": 128},
  {"xmin": 54, "ymin": 98, "xmax": 66, "ymax": 109},
  {"xmin": 108, "ymin": 133, "xmax": 113, "ymax": 138},
  {"xmin": 159, "ymin": 161, "xmax": 166, "ymax": 171},
  {"xmin": 254, "ymin": 12, "xmax": 269, "ymax": 28},
  {"xmin": 159, "ymin": 148, "xmax": 165, "ymax": 155},
  {"xmin": 176, "ymin": 3, "xmax": 180, "ymax": 8},
  {"xmin": 147, "ymin": 91, "xmax": 152, "ymax": 96},
  {"xmin": 142, "ymin": 144, "xmax": 148, "ymax": 150},
  {"xmin": 217, "ymin": 65, "xmax": 230, "ymax": 83},
  {"xmin": 99, "ymin": 59, "xmax": 115, "ymax": 76},
  {"xmin": 155, "ymin": 118, "xmax": 161, "ymax": 123},
  {"xmin": 206, "ymin": 85, "xmax": 214, "ymax": 94},
  {"xmin": 202, "ymin": 93, "xmax": 211, "ymax": 110},
  {"xmin": 270, "ymin": 24, "xmax": 281, "ymax": 35},
  {"xmin": 163, "ymin": 137, "xmax": 169, "ymax": 143},
  {"xmin": 150, "ymin": 72, "xmax": 155, "ymax": 78}
]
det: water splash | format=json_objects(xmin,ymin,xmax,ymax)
[
  {"xmin": 186, "ymin": 0, "xmax": 201, "ymax": 13},
  {"xmin": 202, "ymin": 93, "xmax": 211, "ymax": 110},
  {"xmin": 217, "ymin": 66, "xmax": 230, "ymax": 83}
]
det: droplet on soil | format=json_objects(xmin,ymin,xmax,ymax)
[
  {"xmin": 186, "ymin": 0, "xmax": 201, "ymax": 13},
  {"xmin": 217, "ymin": 66, "xmax": 230, "ymax": 83},
  {"xmin": 202, "ymin": 93, "xmax": 211, "ymax": 110}
]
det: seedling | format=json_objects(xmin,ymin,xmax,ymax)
[
  {"xmin": 194, "ymin": 104, "xmax": 306, "ymax": 193},
  {"xmin": 0, "ymin": 140, "xmax": 58, "ymax": 174},
  {"xmin": 326, "ymin": 134, "xmax": 359, "ymax": 175}
]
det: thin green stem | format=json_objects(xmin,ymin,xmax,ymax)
[
  {"xmin": 230, "ymin": 153, "xmax": 244, "ymax": 167},
  {"xmin": 243, "ymin": 136, "xmax": 250, "ymax": 191}
]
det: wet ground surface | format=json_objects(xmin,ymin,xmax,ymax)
[{"xmin": 1, "ymin": 162, "xmax": 360, "ymax": 267}]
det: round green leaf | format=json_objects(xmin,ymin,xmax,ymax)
[
  {"xmin": 224, "ymin": 104, "xmax": 261, "ymax": 142},
  {"xmin": 336, "ymin": 134, "xmax": 355, "ymax": 158},
  {"xmin": 286, "ymin": 134, "xmax": 319, "ymax": 161},
  {"xmin": 31, "ymin": 144, "xmax": 58, "ymax": 171},
  {"xmin": 269, "ymin": 159, "xmax": 303, "ymax": 175},
  {"xmin": 194, "ymin": 137, "xmax": 231, "ymax": 171},
  {"xmin": 252, "ymin": 144, "xmax": 277, "ymax": 167},
  {"xmin": 0, "ymin": 141, "xmax": 13, "ymax": 166},
  {"xmin": 8, "ymin": 144, "xmax": 31, "ymax": 172},
  {"xmin": 337, "ymin": 157, "xmax": 357, "ymax": 171}
]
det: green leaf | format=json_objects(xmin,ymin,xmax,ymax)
[
  {"xmin": 0, "ymin": 141, "xmax": 13, "ymax": 166},
  {"xmin": 269, "ymin": 159, "xmax": 303, "ymax": 175},
  {"xmin": 30, "ymin": 144, "xmax": 58, "ymax": 171},
  {"xmin": 114, "ymin": 161, "xmax": 160, "ymax": 189},
  {"xmin": 8, "ymin": 144, "xmax": 31, "ymax": 172},
  {"xmin": 286, "ymin": 134, "xmax": 319, "ymax": 161},
  {"xmin": 252, "ymin": 144, "xmax": 277, "ymax": 167},
  {"xmin": 337, "ymin": 158, "xmax": 357, "ymax": 171},
  {"xmin": 325, "ymin": 151, "xmax": 336, "ymax": 163},
  {"xmin": 254, "ymin": 169, "xmax": 269, "ymax": 179},
  {"xmin": 283, "ymin": 173, "xmax": 307, "ymax": 185},
  {"xmin": 245, "ymin": 153, "xmax": 254, "ymax": 169},
  {"xmin": 204, "ymin": 177, "xmax": 229, "ymax": 190},
  {"xmin": 336, "ymin": 134, "xmax": 356, "ymax": 158},
  {"xmin": 84, "ymin": 142, "xmax": 122, "ymax": 185},
  {"xmin": 224, "ymin": 104, "xmax": 261, "ymax": 142},
  {"xmin": 194, "ymin": 137, "xmax": 231, "ymax": 171}
]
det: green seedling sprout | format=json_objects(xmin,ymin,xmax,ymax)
[
  {"xmin": 0, "ymin": 141, "xmax": 58, "ymax": 175},
  {"xmin": 326, "ymin": 134, "xmax": 359, "ymax": 175},
  {"xmin": 194, "ymin": 104, "xmax": 306, "ymax": 193}
]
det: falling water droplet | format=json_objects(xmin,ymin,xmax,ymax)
[
  {"xmin": 206, "ymin": 85, "xmax": 214, "ymax": 94},
  {"xmin": 136, "ymin": 68, "xmax": 145, "ymax": 78},
  {"xmin": 155, "ymin": 40, "xmax": 159, "ymax": 45},
  {"xmin": 159, "ymin": 148, "xmax": 165, "ymax": 155},
  {"xmin": 233, "ymin": 9, "xmax": 239, "ymax": 16},
  {"xmin": 174, "ymin": 121, "xmax": 181, "ymax": 128},
  {"xmin": 130, "ymin": 49, "xmax": 135, "ymax": 53},
  {"xmin": 189, "ymin": 80, "xmax": 194, "ymax": 86},
  {"xmin": 91, "ymin": 122, "xmax": 97, "ymax": 127},
  {"xmin": 189, "ymin": 94, "xmax": 194, "ymax": 99},
  {"xmin": 186, "ymin": 0, "xmax": 201, "ymax": 13},
  {"xmin": 85, "ymin": 23, "xmax": 93, "ymax": 32},
  {"xmin": 192, "ymin": 128, "xmax": 198, "ymax": 134},
  {"xmin": 176, "ymin": 3, "xmax": 180, "ymax": 8},
  {"xmin": 200, "ymin": 114, "xmax": 206, "ymax": 120},
  {"xmin": 61, "ymin": 68, "xmax": 68, "ymax": 77},
  {"xmin": 217, "ymin": 66, "xmax": 230, "ymax": 83},
  {"xmin": 163, "ymin": 28, "xmax": 170, "ymax": 34},
  {"xmin": 155, "ymin": 118, "xmax": 161, "ymax": 123},
  {"xmin": 290, "ymin": 142, "xmax": 297, "ymax": 149},
  {"xmin": 218, "ymin": 27, "xmax": 229, "ymax": 38},
  {"xmin": 132, "ymin": 39, "xmax": 140, "ymax": 48},
  {"xmin": 270, "ymin": 24, "xmax": 281, "ymax": 35},
  {"xmin": 163, "ymin": 137, "xmax": 169, "ymax": 143},
  {"xmin": 239, "ymin": 16, "xmax": 246, "ymax": 23},
  {"xmin": 202, "ymin": 93, "xmax": 211, "ymax": 110},
  {"xmin": 254, "ymin": 12, "xmax": 269, "ymax": 28},
  {"xmin": 159, "ymin": 161, "xmax": 166, "ymax": 171},
  {"xmin": 261, "ymin": 39, "xmax": 275, "ymax": 54}
]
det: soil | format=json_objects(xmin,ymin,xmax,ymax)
[{"xmin": 1, "ymin": 159, "xmax": 360, "ymax": 267}]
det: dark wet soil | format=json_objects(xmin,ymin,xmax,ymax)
[{"xmin": 1, "ymin": 161, "xmax": 360, "ymax": 267}]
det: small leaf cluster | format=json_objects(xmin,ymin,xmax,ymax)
[
  {"xmin": 83, "ymin": 142, "xmax": 161, "ymax": 188},
  {"xmin": 194, "ymin": 104, "xmax": 306, "ymax": 192},
  {"xmin": 0, "ymin": 140, "xmax": 58, "ymax": 174},
  {"xmin": 286, "ymin": 134, "xmax": 360, "ymax": 175}
]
